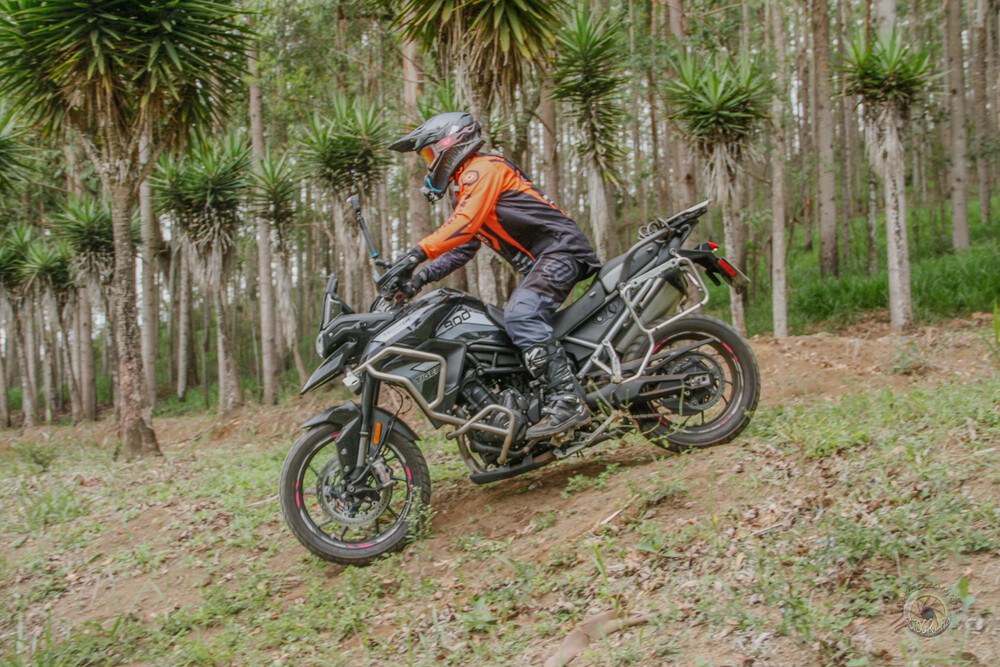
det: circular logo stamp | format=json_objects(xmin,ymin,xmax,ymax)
[
  {"xmin": 903, "ymin": 587, "xmax": 951, "ymax": 637},
  {"xmin": 461, "ymin": 169, "xmax": 480, "ymax": 186}
]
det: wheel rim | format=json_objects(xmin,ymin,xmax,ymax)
[
  {"xmin": 637, "ymin": 333, "xmax": 745, "ymax": 437},
  {"xmin": 294, "ymin": 433, "xmax": 416, "ymax": 550}
]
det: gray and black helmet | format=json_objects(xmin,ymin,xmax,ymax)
[{"xmin": 389, "ymin": 111, "xmax": 484, "ymax": 201}]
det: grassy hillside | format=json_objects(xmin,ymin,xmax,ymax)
[{"xmin": 1, "ymin": 326, "xmax": 998, "ymax": 666}]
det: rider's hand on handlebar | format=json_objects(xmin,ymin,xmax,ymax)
[{"xmin": 376, "ymin": 246, "xmax": 427, "ymax": 297}]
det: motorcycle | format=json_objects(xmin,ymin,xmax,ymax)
[{"xmin": 279, "ymin": 195, "xmax": 760, "ymax": 565}]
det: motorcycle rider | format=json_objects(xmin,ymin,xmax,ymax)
[{"xmin": 381, "ymin": 111, "xmax": 601, "ymax": 439}]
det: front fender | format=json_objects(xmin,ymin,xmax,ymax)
[{"xmin": 299, "ymin": 402, "xmax": 419, "ymax": 442}]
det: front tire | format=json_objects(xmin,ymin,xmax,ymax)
[
  {"xmin": 627, "ymin": 314, "xmax": 760, "ymax": 452},
  {"xmin": 279, "ymin": 424, "xmax": 431, "ymax": 565}
]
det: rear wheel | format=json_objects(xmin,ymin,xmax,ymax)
[
  {"xmin": 626, "ymin": 314, "xmax": 759, "ymax": 452},
  {"xmin": 279, "ymin": 423, "xmax": 431, "ymax": 565}
]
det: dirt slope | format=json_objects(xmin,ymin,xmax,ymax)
[{"xmin": 1, "ymin": 319, "xmax": 998, "ymax": 665}]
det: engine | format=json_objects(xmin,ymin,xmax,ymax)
[{"xmin": 459, "ymin": 378, "xmax": 532, "ymax": 457}]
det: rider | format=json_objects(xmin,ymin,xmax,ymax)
[{"xmin": 381, "ymin": 111, "xmax": 601, "ymax": 439}]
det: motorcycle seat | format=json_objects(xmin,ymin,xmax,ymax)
[{"xmin": 596, "ymin": 254, "xmax": 627, "ymax": 292}]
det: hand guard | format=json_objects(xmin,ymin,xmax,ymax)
[{"xmin": 377, "ymin": 247, "xmax": 427, "ymax": 297}]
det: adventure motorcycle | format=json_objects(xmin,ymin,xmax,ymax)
[{"xmin": 279, "ymin": 196, "xmax": 760, "ymax": 565}]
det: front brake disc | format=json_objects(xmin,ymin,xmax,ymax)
[{"xmin": 316, "ymin": 456, "xmax": 393, "ymax": 527}]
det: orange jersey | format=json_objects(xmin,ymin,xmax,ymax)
[{"xmin": 417, "ymin": 155, "xmax": 599, "ymax": 275}]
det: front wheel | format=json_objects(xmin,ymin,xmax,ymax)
[
  {"xmin": 279, "ymin": 423, "xmax": 431, "ymax": 565},
  {"xmin": 627, "ymin": 314, "xmax": 760, "ymax": 452}
]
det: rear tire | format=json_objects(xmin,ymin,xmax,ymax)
[
  {"xmin": 626, "ymin": 314, "xmax": 759, "ymax": 452},
  {"xmin": 279, "ymin": 424, "xmax": 431, "ymax": 565}
]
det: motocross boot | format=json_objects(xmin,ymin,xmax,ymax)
[{"xmin": 524, "ymin": 342, "xmax": 591, "ymax": 439}]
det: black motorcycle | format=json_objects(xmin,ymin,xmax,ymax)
[{"xmin": 279, "ymin": 196, "xmax": 760, "ymax": 564}]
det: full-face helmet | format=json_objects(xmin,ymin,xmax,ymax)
[{"xmin": 389, "ymin": 111, "xmax": 484, "ymax": 201}]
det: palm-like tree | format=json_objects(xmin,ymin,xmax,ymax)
[
  {"xmin": 300, "ymin": 96, "xmax": 394, "ymax": 308},
  {"xmin": 664, "ymin": 53, "xmax": 771, "ymax": 335},
  {"xmin": 0, "ymin": 108, "xmax": 31, "ymax": 193},
  {"xmin": 22, "ymin": 239, "xmax": 79, "ymax": 423},
  {"xmin": 0, "ymin": 0, "xmax": 250, "ymax": 457},
  {"xmin": 153, "ymin": 136, "xmax": 251, "ymax": 412},
  {"xmin": 0, "ymin": 224, "xmax": 37, "ymax": 426},
  {"xmin": 52, "ymin": 196, "xmax": 120, "ymax": 420},
  {"xmin": 251, "ymin": 150, "xmax": 307, "ymax": 385},
  {"xmin": 397, "ymin": 0, "xmax": 561, "ymax": 125},
  {"xmin": 552, "ymin": 10, "xmax": 626, "ymax": 261},
  {"xmin": 842, "ymin": 31, "xmax": 934, "ymax": 333}
]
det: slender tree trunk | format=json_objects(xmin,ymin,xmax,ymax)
[
  {"xmin": 0, "ymin": 305, "xmax": 9, "ymax": 427},
  {"xmin": 587, "ymin": 157, "xmax": 615, "ymax": 261},
  {"xmin": 945, "ymin": 0, "xmax": 971, "ymax": 248},
  {"xmin": 108, "ymin": 182, "xmax": 160, "ymax": 458},
  {"xmin": 973, "ymin": 0, "xmax": 993, "ymax": 228},
  {"xmin": 176, "ymin": 249, "xmax": 191, "ymax": 401},
  {"xmin": 540, "ymin": 80, "xmax": 561, "ymax": 205},
  {"xmin": 668, "ymin": 0, "xmax": 697, "ymax": 209},
  {"xmin": 16, "ymin": 307, "xmax": 36, "ymax": 428},
  {"xmin": 79, "ymin": 288, "xmax": 96, "ymax": 419},
  {"xmin": 41, "ymin": 304, "xmax": 56, "ymax": 424},
  {"xmin": 769, "ymin": 0, "xmax": 790, "ymax": 338},
  {"xmin": 721, "ymin": 191, "xmax": 747, "ymax": 336},
  {"xmin": 140, "ymin": 135, "xmax": 158, "ymax": 408},
  {"xmin": 215, "ymin": 286, "xmax": 242, "ymax": 412},
  {"xmin": 813, "ymin": 0, "xmax": 839, "ymax": 275},
  {"xmin": 249, "ymin": 41, "xmax": 278, "ymax": 405},
  {"xmin": 404, "ymin": 39, "xmax": 432, "ymax": 246},
  {"xmin": 200, "ymin": 296, "xmax": 210, "ymax": 409},
  {"xmin": 882, "ymin": 112, "xmax": 914, "ymax": 331},
  {"xmin": 867, "ymin": 168, "xmax": 880, "ymax": 274},
  {"xmin": 56, "ymin": 302, "xmax": 82, "ymax": 424}
]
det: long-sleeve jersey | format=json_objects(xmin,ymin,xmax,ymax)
[{"xmin": 416, "ymin": 154, "xmax": 600, "ymax": 283}]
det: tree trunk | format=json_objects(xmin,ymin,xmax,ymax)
[
  {"xmin": 0, "ymin": 305, "xmax": 9, "ymax": 427},
  {"xmin": 41, "ymin": 304, "xmax": 56, "ymax": 424},
  {"xmin": 249, "ymin": 42, "xmax": 278, "ymax": 406},
  {"xmin": 588, "ymin": 157, "xmax": 615, "ymax": 261},
  {"xmin": 16, "ymin": 307, "xmax": 36, "ymax": 428},
  {"xmin": 404, "ymin": 39, "xmax": 432, "ymax": 246},
  {"xmin": 176, "ymin": 249, "xmax": 191, "ymax": 401},
  {"xmin": 720, "ymin": 190, "xmax": 747, "ymax": 336},
  {"xmin": 882, "ymin": 111, "xmax": 914, "ymax": 332},
  {"xmin": 945, "ymin": 0, "xmax": 971, "ymax": 249},
  {"xmin": 540, "ymin": 80, "xmax": 561, "ymax": 205},
  {"xmin": 813, "ymin": 0, "xmax": 839, "ymax": 275},
  {"xmin": 108, "ymin": 182, "xmax": 160, "ymax": 458},
  {"xmin": 79, "ymin": 288, "xmax": 96, "ymax": 419},
  {"xmin": 215, "ymin": 286, "xmax": 242, "ymax": 412},
  {"xmin": 140, "ymin": 135, "xmax": 158, "ymax": 409},
  {"xmin": 56, "ymin": 301, "xmax": 82, "ymax": 424},
  {"xmin": 769, "ymin": 0, "xmax": 790, "ymax": 338},
  {"xmin": 867, "ymin": 168, "xmax": 879, "ymax": 274},
  {"xmin": 973, "ymin": 0, "xmax": 992, "ymax": 229}
]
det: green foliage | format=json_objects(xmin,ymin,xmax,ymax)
[
  {"xmin": 0, "ymin": 0, "xmax": 251, "ymax": 143},
  {"xmin": 12, "ymin": 439, "xmax": 59, "ymax": 472},
  {"xmin": 21, "ymin": 239, "xmax": 73, "ymax": 294},
  {"xmin": 840, "ymin": 29, "xmax": 935, "ymax": 115},
  {"xmin": 299, "ymin": 96, "xmax": 394, "ymax": 196},
  {"xmin": 14, "ymin": 479, "xmax": 89, "ymax": 532},
  {"xmin": 0, "ymin": 107, "xmax": 32, "ymax": 191},
  {"xmin": 552, "ymin": 9, "xmax": 627, "ymax": 182},
  {"xmin": 153, "ymin": 135, "xmax": 251, "ymax": 259},
  {"xmin": 250, "ymin": 150, "xmax": 299, "ymax": 253},
  {"xmin": 663, "ymin": 52, "xmax": 771, "ymax": 160},
  {"xmin": 51, "ymin": 196, "xmax": 117, "ymax": 286},
  {"xmin": 0, "ymin": 222, "xmax": 32, "ymax": 295}
]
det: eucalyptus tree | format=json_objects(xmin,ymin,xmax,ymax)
[
  {"xmin": 22, "ymin": 240, "xmax": 79, "ymax": 422},
  {"xmin": 664, "ymin": 54, "xmax": 771, "ymax": 335},
  {"xmin": 552, "ymin": 10, "xmax": 627, "ymax": 261},
  {"xmin": 0, "ymin": 225, "xmax": 36, "ymax": 426},
  {"xmin": 251, "ymin": 151, "xmax": 307, "ymax": 386},
  {"xmin": 842, "ymin": 31, "xmax": 934, "ymax": 332},
  {"xmin": 299, "ymin": 97, "xmax": 393, "ymax": 309},
  {"xmin": 0, "ymin": 240, "xmax": 23, "ymax": 426},
  {"xmin": 53, "ymin": 197, "xmax": 119, "ymax": 420},
  {"xmin": 153, "ymin": 136, "xmax": 251, "ymax": 412},
  {"xmin": 0, "ymin": 0, "xmax": 250, "ymax": 457}
]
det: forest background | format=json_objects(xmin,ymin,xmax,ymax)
[{"xmin": 0, "ymin": 0, "xmax": 997, "ymax": 460}]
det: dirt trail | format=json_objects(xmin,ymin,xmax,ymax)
[{"xmin": 2, "ymin": 319, "xmax": 997, "ymax": 665}]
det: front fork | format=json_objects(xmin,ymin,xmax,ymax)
[{"xmin": 344, "ymin": 375, "xmax": 382, "ymax": 481}]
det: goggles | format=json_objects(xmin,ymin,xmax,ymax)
[{"xmin": 418, "ymin": 134, "xmax": 457, "ymax": 166}]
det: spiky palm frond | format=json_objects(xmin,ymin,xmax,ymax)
[
  {"xmin": 552, "ymin": 10, "xmax": 627, "ymax": 182},
  {"xmin": 663, "ymin": 53, "xmax": 772, "ymax": 162},
  {"xmin": 0, "ymin": 108, "xmax": 31, "ymax": 192},
  {"xmin": 0, "ymin": 0, "xmax": 251, "ymax": 146},
  {"xmin": 51, "ymin": 196, "xmax": 117, "ymax": 286},
  {"xmin": 397, "ymin": 0, "xmax": 562, "ymax": 107},
  {"xmin": 840, "ymin": 30, "xmax": 935, "ymax": 117},
  {"xmin": 299, "ymin": 96, "xmax": 394, "ymax": 196},
  {"xmin": 251, "ymin": 150, "xmax": 299, "ymax": 253},
  {"xmin": 0, "ymin": 223, "xmax": 32, "ymax": 299},
  {"xmin": 21, "ymin": 239, "xmax": 73, "ymax": 295},
  {"xmin": 152, "ymin": 135, "xmax": 251, "ymax": 258}
]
